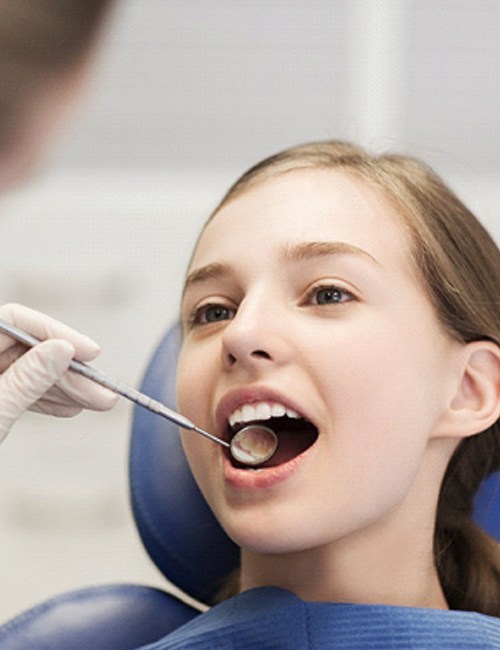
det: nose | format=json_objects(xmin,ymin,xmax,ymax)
[{"xmin": 220, "ymin": 299, "xmax": 290, "ymax": 372}]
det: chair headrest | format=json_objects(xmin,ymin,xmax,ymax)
[
  {"xmin": 129, "ymin": 324, "xmax": 238, "ymax": 605},
  {"xmin": 129, "ymin": 324, "xmax": 499, "ymax": 604}
]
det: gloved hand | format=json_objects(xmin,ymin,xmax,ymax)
[{"xmin": 0, "ymin": 303, "xmax": 118, "ymax": 443}]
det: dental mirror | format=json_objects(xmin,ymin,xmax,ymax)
[
  {"xmin": 229, "ymin": 425, "xmax": 279, "ymax": 466},
  {"xmin": 0, "ymin": 319, "xmax": 279, "ymax": 468}
]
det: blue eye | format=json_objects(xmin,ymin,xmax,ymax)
[
  {"xmin": 192, "ymin": 303, "xmax": 235, "ymax": 325},
  {"xmin": 311, "ymin": 285, "xmax": 353, "ymax": 305}
]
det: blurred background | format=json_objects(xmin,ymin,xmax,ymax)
[{"xmin": 0, "ymin": 0, "xmax": 498, "ymax": 622}]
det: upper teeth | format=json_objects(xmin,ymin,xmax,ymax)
[{"xmin": 228, "ymin": 401, "xmax": 301, "ymax": 428}]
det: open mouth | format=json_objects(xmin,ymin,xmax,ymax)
[{"xmin": 227, "ymin": 409, "xmax": 319, "ymax": 469}]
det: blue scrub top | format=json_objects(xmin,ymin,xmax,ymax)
[{"xmin": 138, "ymin": 587, "xmax": 500, "ymax": 649}]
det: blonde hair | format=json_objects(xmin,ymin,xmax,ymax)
[{"xmin": 210, "ymin": 140, "xmax": 500, "ymax": 615}]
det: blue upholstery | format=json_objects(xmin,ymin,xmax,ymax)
[
  {"xmin": 0, "ymin": 323, "xmax": 498, "ymax": 648},
  {"xmin": 0, "ymin": 585, "xmax": 198, "ymax": 649},
  {"xmin": 129, "ymin": 324, "xmax": 238, "ymax": 606},
  {"xmin": 474, "ymin": 471, "xmax": 500, "ymax": 539}
]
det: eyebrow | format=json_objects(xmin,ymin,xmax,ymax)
[
  {"xmin": 183, "ymin": 241, "xmax": 381, "ymax": 295},
  {"xmin": 183, "ymin": 262, "xmax": 231, "ymax": 295},
  {"xmin": 282, "ymin": 241, "xmax": 381, "ymax": 267}
]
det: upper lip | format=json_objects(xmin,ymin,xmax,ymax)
[{"xmin": 215, "ymin": 385, "xmax": 315, "ymax": 441}]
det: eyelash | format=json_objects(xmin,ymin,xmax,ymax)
[
  {"xmin": 304, "ymin": 283, "xmax": 355, "ymax": 306},
  {"xmin": 185, "ymin": 283, "xmax": 355, "ymax": 329},
  {"xmin": 186, "ymin": 302, "xmax": 236, "ymax": 328}
]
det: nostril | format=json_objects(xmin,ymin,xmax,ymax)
[
  {"xmin": 222, "ymin": 345, "xmax": 273, "ymax": 368},
  {"xmin": 251, "ymin": 349, "xmax": 271, "ymax": 360}
]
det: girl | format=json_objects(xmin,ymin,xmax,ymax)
[{"xmin": 156, "ymin": 140, "xmax": 500, "ymax": 647}]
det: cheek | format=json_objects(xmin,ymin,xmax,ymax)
[
  {"xmin": 176, "ymin": 342, "xmax": 215, "ymax": 422},
  {"xmin": 180, "ymin": 430, "xmax": 212, "ymax": 482},
  {"xmin": 178, "ymin": 430, "xmax": 223, "ymax": 531},
  {"xmin": 177, "ymin": 345, "xmax": 222, "ymax": 499},
  {"xmin": 323, "ymin": 308, "xmax": 447, "ymax": 408},
  {"xmin": 313, "ymin": 321, "xmax": 448, "ymax": 468}
]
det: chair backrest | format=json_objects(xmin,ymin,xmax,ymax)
[
  {"xmin": 0, "ymin": 585, "xmax": 197, "ymax": 650},
  {"xmin": 129, "ymin": 324, "xmax": 500, "ymax": 605}
]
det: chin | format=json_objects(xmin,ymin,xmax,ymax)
[{"xmin": 219, "ymin": 510, "xmax": 331, "ymax": 556}]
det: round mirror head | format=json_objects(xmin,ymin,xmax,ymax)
[{"xmin": 230, "ymin": 424, "xmax": 279, "ymax": 466}]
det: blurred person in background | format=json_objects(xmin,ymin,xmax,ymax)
[
  {"xmin": 0, "ymin": 0, "xmax": 118, "ymax": 444},
  {"xmin": 0, "ymin": 0, "xmax": 116, "ymax": 189}
]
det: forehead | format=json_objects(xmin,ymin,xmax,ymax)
[{"xmin": 190, "ymin": 169, "xmax": 411, "ymax": 270}]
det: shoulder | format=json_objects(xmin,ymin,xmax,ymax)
[
  {"xmin": 141, "ymin": 588, "xmax": 500, "ymax": 649},
  {"xmin": 306, "ymin": 602, "xmax": 500, "ymax": 649}
]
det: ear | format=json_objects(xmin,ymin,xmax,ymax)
[{"xmin": 436, "ymin": 340, "xmax": 500, "ymax": 440}]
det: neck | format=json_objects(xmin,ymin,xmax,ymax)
[{"xmin": 240, "ymin": 522, "xmax": 448, "ymax": 609}]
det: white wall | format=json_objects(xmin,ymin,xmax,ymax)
[
  {"xmin": 0, "ymin": 171, "xmax": 228, "ymax": 620},
  {"xmin": 0, "ymin": 0, "xmax": 498, "ymax": 623}
]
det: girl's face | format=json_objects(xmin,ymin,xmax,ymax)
[{"xmin": 178, "ymin": 169, "xmax": 459, "ymax": 556}]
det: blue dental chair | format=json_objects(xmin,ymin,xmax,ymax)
[{"xmin": 0, "ymin": 324, "xmax": 498, "ymax": 649}]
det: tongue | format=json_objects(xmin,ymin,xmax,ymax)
[{"xmin": 268, "ymin": 430, "xmax": 315, "ymax": 466}]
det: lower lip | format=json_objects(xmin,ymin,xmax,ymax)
[{"xmin": 222, "ymin": 446, "xmax": 312, "ymax": 490}]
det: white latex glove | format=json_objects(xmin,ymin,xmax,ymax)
[{"xmin": 0, "ymin": 303, "xmax": 118, "ymax": 443}]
